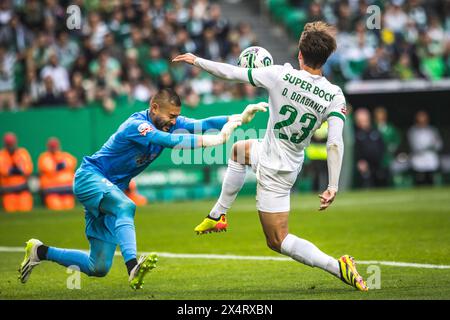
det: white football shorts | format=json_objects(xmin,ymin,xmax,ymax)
[{"xmin": 250, "ymin": 140, "xmax": 303, "ymax": 213}]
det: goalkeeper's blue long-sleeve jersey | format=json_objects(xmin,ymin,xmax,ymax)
[{"xmin": 80, "ymin": 109, "xmax": 227, "ymax": 190}]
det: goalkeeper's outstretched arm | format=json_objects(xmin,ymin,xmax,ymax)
[{"xmin": 148, "ymin": 119, "xmax": 242, "ymax": 149}]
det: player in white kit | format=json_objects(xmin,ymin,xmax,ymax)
[{"xmin": 173, "ymin": 21, "xmax": 368, "ymax": 291}]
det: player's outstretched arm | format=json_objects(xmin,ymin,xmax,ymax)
[
  {"xmin": 172, "ymin": 53, "xmax": 249, "ymax": 83},
  {"xmin": 145, "ymin": 116, "xmax": 242, "ymax": 149},
  {"xmin": 180, "ymin": 102, "xmax": 268, "ymax": 134},
  {"xmin": 179, "ymin": 115, "xmax": 229, "ymax": 133},
  {"xmin": 319, "ymin": 116, "xmax": 344, "ymax": 211}
]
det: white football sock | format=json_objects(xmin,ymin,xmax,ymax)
[
  {"xmin": 209, "ymin": 160, "xmax": 247, "ymax": 219},
  {"xmin": 281, "ymin": 234, "xmax": 340, "ymax": 278}
]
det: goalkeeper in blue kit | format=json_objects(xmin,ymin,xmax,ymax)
[{"xmin": 18, "ymin": 88, "xmax": 265, "ymax": 289}]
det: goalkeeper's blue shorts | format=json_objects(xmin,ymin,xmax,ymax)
[{"xmin": 73, "ymin": 167, "xmax": 129, "ymax": 244}]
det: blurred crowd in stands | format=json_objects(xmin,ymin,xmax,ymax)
[
  {"xmin": 0, "ymin": 0, "xmax": 263, "ymax": 112},
  {"xmin": 289, "ymin": 0, "xmax": 450, "ymax": 83},
  {"xmin": 304, "ymin": 106, "xmax": 445, "ymax": 191},
  {"xmin": 1, "ymin": 0, "xmax": 449, "ymax": 112},
  {"xmin": 352, "ymin": 107, "xmax": 443, "ymax": 188}
]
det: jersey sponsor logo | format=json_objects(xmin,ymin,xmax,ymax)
[
  {"xmin": 135, "ymin": 153, "xmax": 159, "ymax": 166},
  {"xmin": 138, "ymin": 122, "xmax": 153, "ymax": 136}
]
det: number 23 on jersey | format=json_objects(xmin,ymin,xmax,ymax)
[{"xmin": 274, "ymin": 105, "xmax": 317, "ymax": 144}]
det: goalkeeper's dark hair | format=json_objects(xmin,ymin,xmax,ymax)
[
  {"xmin": 152, "ymin": 88, "xmax": 181, "ymax": 108},
  {"xmin": 298, "ymin": 21, "xmax": 337, "ymax": 69}
]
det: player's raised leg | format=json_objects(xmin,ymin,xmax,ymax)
[
  {"xmin": 258, "ymin": 211, "xmax": 368, "ymax": 291},
  {"xmin": 18, "ymin": 237, "xmax": 116, "ymax": 283},
  {"xmin": 195, "ymin": 139, "xmax": 255, "ymax": 234}
]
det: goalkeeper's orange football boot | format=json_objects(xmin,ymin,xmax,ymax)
[
  {"xmin": 194, "ymin": 214, "xmax": 228, "ymax": 235},
  {"xmin": 338, "ymin": 255, "xmax": 369, "ymax": 291}
]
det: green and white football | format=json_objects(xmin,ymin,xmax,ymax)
[{"xmin": 237, "ymin": 46, "xmax": 273, "ymax": 68}]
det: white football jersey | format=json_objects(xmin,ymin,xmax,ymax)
[{"xmin": 248, "ymin": 63, "xmax": 347, "ymax": 171}]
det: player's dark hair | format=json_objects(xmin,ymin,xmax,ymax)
[
  {"xmin": 298, "ymin": 21, "xmax": 337, "ymax": 69},
  {"xmin": 152, "ymin": 88, "xmax": 181, "ymax": 108}
]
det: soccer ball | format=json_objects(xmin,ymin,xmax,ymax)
[{"xmin": 237, "ymin": 46, "xmax": 273, "ymax": 68}]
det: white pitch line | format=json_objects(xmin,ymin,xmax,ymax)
[{"xmin": 1, "ymin": 246, "xmax": 449, "ymax": 269}]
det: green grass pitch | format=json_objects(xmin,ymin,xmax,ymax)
[{"xmin": 0, "ymin": 187, "xmax": 449, "ymax": 300}]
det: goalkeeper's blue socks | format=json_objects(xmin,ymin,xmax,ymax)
[{"xmin": 45, "ymin": 247, "xmax": 93, "ymax": 275}]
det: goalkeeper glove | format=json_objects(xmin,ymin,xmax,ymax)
[
  {"xmin": 241, "ymin": 102, "xmax": 268, "ymax": 124},
  {"xmin": 202, "ymin": 117, "xmax": 242, "ymax": 147}
]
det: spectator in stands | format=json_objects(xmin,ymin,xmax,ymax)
[
  {"xmin": 408, "ymin": 110, "xmax": 443, "ymax": 185},
  {"xmin": 362, "ymin": 47, "xmax": 393, "ymax": 80},
  {"xmin": 236, "ymin": 22, "xmax": 257, "ymax": 50},
  {"xmin": 202, "ymin": 80, "xmax": 232, "ymax": 104},
  {"xmin": 0, "ymin": 46, "xmax": 16, "ymax": 111},
  {"xmin": 29, "ymin": 32, "xmax": 52, "ymax": 72},
  {"xmin": 236, "ymin": 83, "xmax": 259, "ymax": 100},
  {"xmin": 407, "ymin": 0, "xmax": 428, "ymax": 30},
  {"xmin": 65, "ymin": 89, "xmax": 84, "ymax": 109},
  {"xmin": 205, "ymin": 4, "xmax": 230, "ymax": 44},
  {"xmin": 0, "ymin": 1, "xmax": 13, "ymax": 27},
  {"xmin": 158, "ymin": 72, "xmax": 175, "ymax": 90},
  {"xmin": 142, "ymin": 46, "xmax": 169, "ymax": 81},
  {"xmin": 0, "ymin": 14, "xmax": 32, "ymax": 56},
  {"xmin": 394, "ymin": 53, "xmax": 417, "ymax": 80},
  {"xmin": 70, "ymin": 55, "xmax": 89, "ymax": 79},
  {"xmin": 40, "ymin": 52, "xmax": 70, "ymax": 93},
  {"xmin": 54, "ymin": 31, "xmax": 80, "ymax": 70},
  {"xmin": 200, "ymin": 26, "xmax": 223, "ymax": 61},
  {"xmin": 0, "ymin": 132, "xmax": 33, "ymax": 212},
  {"xmin": 38, "ymin": 137, "xmax": 77, "ymax": 210},
  {"xmin": 307, "ymin": 1, "xmax": 325, "ymax": 22},
  {"xmin": 225, "ymin": 42, "xmax": 241, "ymax": 65},
  {"xmin": 20, "ymin": 0, "xmax": 46, "ymax": 30},
  {"xmin": 20, "ymin": 68, "xmax": 40, "ymax": 108},
  {"xmin": 82, "ymin": 11, "xmax": 109, "ymax": 52},
  {"xmin": 89, "ymin": 49, "xmax": 121, "ymax": 89},
  {"xmin": 336, "ymin": 1, "xmax": 353, "ymax": 33},
  {"xmin": 103, "ymin": 32, "xmax": 123, "ymax": 63},
  {"xmin": 187, "ymin": 66, "xmax": 213, "ymax": 99},
  {"xmin": 169, "ymin": 48, "xmax": 188, "ymax": 83},
  {"xmin": 86, "ymin": 49, "xmax": 122, "ymax": 112},
  {"xmin": 354, "ymin": 108, "xmax": 387, "ymax": 188},
  {"xmin": 70, "ymin": 71, "xmax": 87, "ymax": 106},
  {"xmin": 35, "ymin": 75, "xmax": 65, "ymax": 107},
  {"xmin": 384, "ymin": 1, "xmax": 409, "ymax": 35},
  {"xmin": 341, "ymin": 30, "xmax": 375, "ymax": 80},
  {"xmin": 374, "ymin": 106, "xmax": 401, "ymax": 182}
]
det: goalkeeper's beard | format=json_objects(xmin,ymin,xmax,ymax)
[{"xmin": 154, "ymin": 117, "xmax": 173, "ymax": 132}]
